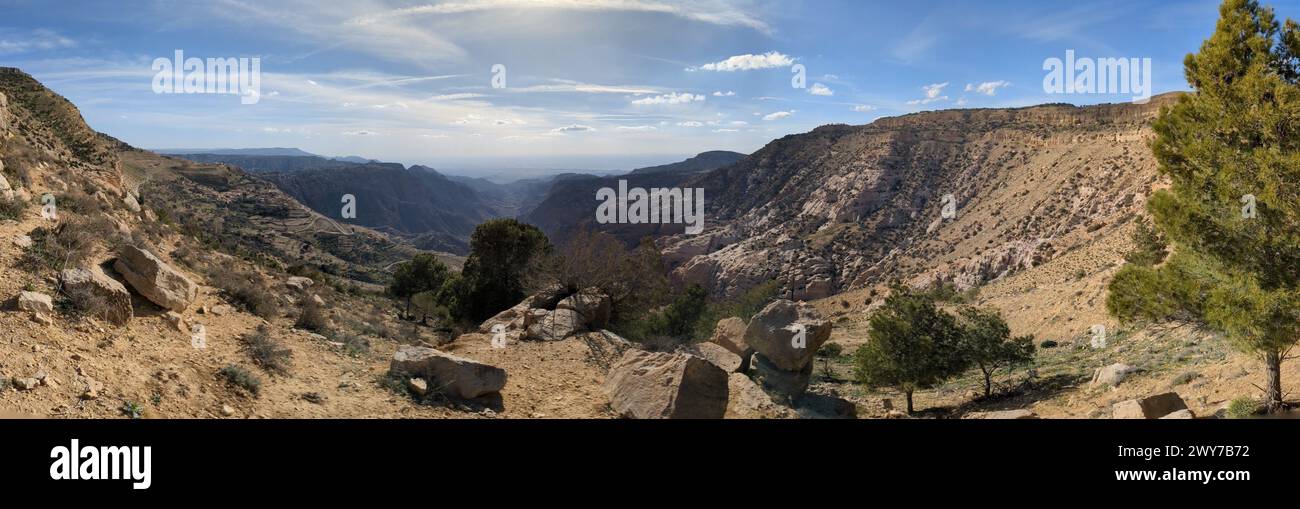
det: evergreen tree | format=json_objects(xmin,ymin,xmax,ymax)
[
  {"xmin": 854, "ymin": 285, "xmax": 969, "ymax": 414},
  {"xmin": 1108, "ymin": 0, "xmax": 1300, "ymax": 412},
  {"xmin": 956, "ymin": 307, "xmax": 1035, "ymax": 398}
]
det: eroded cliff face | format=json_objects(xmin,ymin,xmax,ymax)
[{"xmin": 661, "ymin": 94, "xmax": 1181, "ymax": 299}]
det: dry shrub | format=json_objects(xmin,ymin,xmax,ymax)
[{"xmin": 241, "ymin": 325, "xmax": 291, "ymax": 375}]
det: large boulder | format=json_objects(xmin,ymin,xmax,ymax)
[
  {"xmin": 743, "ymin": 300, "xmax": 832, "ymax": 372},
  {"xmin": 286, "ymin": 276, "xmax": 314, "ymax": 291},
  {"xmin": 60, "ymin": 267, "xmax": 133, "ymax": 325},
  {"xmin": 1112, "ymin": 392, "xmax": 1189, "ymax": 419},
  {"xmin": 556, "ymin": 287, "xmax": 611, "ymax": 329},
  {"xmin": 605, "ymin": 350, "xmax": 729, "ymax": 419},
  {"xmin": 389, "ymin": 345, "xmax": 507, "ymax": 399},
  {"xmin": 749, "ymin": 352, "xmax": 813, "ymax": 403},
  {"xmin": 16, "ymin": 291, "xmax": 53, "ymax": 314},
  {"xmin": 525, "ymin": 308, "xmax": 585, "ymax": 341},
  {"xmin": 113, "ymin": 245, "xmax": 198, "ymax": 311},
  {"xmin": 479, "ymin": 302, "xmax": 531, "ymax": 333},
  {"xmin": 725, "ymin": 372, "xmax": 796, "ymax": 419},
  {"xmin": 683, "ymin": 342, "xmax": 743, "ymax": 373},
  {"xmin": 710, "ymin": 317, "xmax": 753, "ymax": 372},
  {"xmin": 1091, "ymin": 363, "xmax": 1140, "ymax": 388}
]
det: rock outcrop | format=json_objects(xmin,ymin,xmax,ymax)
[
  {"xmin": 60, "ymin": 267, "xmax": 133, "ymax": 325},
  {"xmin": 389, "ymin": 345, "xmax": 507, "ymax": 399},
  {"xmin": 113, "ymin": 245, "xmax": 198, "ymax": 312},
  {"xmin": 605, "ymin": 350, "xmax": 728, "ymax": 419},
  {"xmin": 16, "ymin": 291, "xmax": 53, "ymax": 315},
  {"xmin": 738, "ymin": 300, "xmax": 831, "ymax": 402}
]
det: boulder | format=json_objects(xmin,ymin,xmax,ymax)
[
  {"xmin": 479, "ymin": 301, "xmax": 530, "ymax": 333},
  {"xmin": 749, "ymin": 352, "xmax": 813, "ymax": 403},
  {"xmin": 123, "ymin": 193, "xmax": 142, "ymax": 213},
  {"xmin": 60, "ymin": 267, "xmax": 133, "ymax": 325},
  {"xmin": 1160, "ymin": 409, "xmax": 1196, "ymax": 419},
  {"xmin": 13, "ymin": 235, "xmax": 31, "ymax": 249},
  {"xmin": 725, "ymin": 373, "xmax": 796, "ymax": 419},
  {"xmin": 0, "ymin": 173, "xmax": 9, "ymax": 192},
  {"xmin": 163, "ymin": 311, "xmax": 187, "ymax": 332},
  {"xmin": 286, "ymin": 276, "xmax": 314, "ymax": 291},
  {"xmin": 743, "ymin": 300, "xmax": 832, "ymax": 371},
  {"xmin": 389, "ymin": 345, "xmax": 506, "ymax": 399},
  {"xmin": 605, "ymin": 350, "xmax": 729, "ymax": 419},
  {"xmin": 557, "ymin": 287, "xmax": 612, "ymax": 329},
  {"xmin": 963, "ymin": 409, "xmax": 1039, "ymax": 419},
  {"xmin": 1091, "ymin": 363, "xmax": 1139, "ymax": 387},
  {"xmin": 525, "ymin": 285, "xmax": 569, "ymax": 309},
  {"xmin": 1112, "ymin": 392, "xmax": 1189, "ymax": 419},
  {"xmin": 113, "ymin": 245, "xmax": 198, "ymax": 311},
  {"xmin": 16, "ymin": 291, "xmax": 53, "ymax": 314},
  {"xmin": 710, "ymin": 316, "xmax": 753, "ymax": 372},
  {"xmin": 525, "ymin": 308, "xmax": 584, "ymax": 341},
  {"xmin": 684, "ymin": 342, "xmax": 743, "ymax": 373}
]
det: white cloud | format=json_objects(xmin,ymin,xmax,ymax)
[
  {"xmin": 713, "ymin": 90, "xmax": 736, "ymax": 97},
  {"xmin": 965, "ymin": 80, "xmax": 1011, "ymax": 96},
  {"xmin": 808, "ymin": 83, "xmax": 834, "ymax": 96},
  {"xmin": 713, "ymin": 128, "xmax": 739, "ymax": 133},
  {"xmin": 0, "ymin": 28, "xmax": 75, "ymax": 55},
  {"xmin": 430, "ymin": 93, "xmax": 486, "ymax": 100},
  {"xmin": 343, "ymin": 130, "xmax": 379, "ymax": 136},
  {"xmin": 347, "ymin": 0, "xmax": 772, "ymax": 34},
  {"xmin": 617, "ymin": 125, "xmax": 658, "ymax": 131},
  {"xmin": 907, "ymin": 82, "xmax": 950, "ymax": 105},
  {"xmin": 955, "ymin": 98, "xmax": 969, "ymax": 106},
  {"xmin": 511, "ymin": 80, "xmax": 659, "ymax": 95},
  {"xmin": 851, "ymin": 104, "xmax": 877, "ymax": 112},
  {"xmin": 677, "ymin": 121, "xmax": 705, "ymax": 127},
  {"xmin": 763, "ymin": 111, "xmax": 793, "ymax": 121},
  {"xmin": 552, "ymin": 124, "xmax": 595, "ymax": 133},
  {"xmin": 632, "ymin": 92, "xmax": 705, "ymax": 105},
  {"xmin": 696, "ymin": 51, "xmax": 794, "ymax": 72}
]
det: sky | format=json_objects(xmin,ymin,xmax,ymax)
[{"xmin": 0, "ymin": 0, "xmax": 1286, "ymax": 175}]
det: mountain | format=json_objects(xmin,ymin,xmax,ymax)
[
  {"xmin": 520, "ymin": 152, "xmax": 749, "ymax": 246},
  {"xmin": 153, "ymin": 147, "xmax": 319, "ymax": 157},
  {"xmin": 626, "ymin": 150, "xmax": 746, "ymax": 176},
  {"xmin": 332, "ymin": 155, "xmax": 377, "ymax": 164},
  {"xmin": 657, "ymin": 95, "xmax": 1182, "ymax": 303},
  {"xmin": 165, "ymin": 155, "xmax": 500, "ymax": 254}
]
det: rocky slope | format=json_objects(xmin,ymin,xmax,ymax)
[
  {"xmin": 661, "ymin": 95, "xmax": 1181, "ymax": 300},
  {"xmin": 169, "ymin": 154, "xmax": 497, "ymax": 254}
]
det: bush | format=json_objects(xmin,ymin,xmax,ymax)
[
  {"xmin": 817, "ymin": 342, "xmax": 844, "ymax": 358},
  {"xmin": 326, "ymin": 330, "xmax": 371, "ymax": 356},
  {"xmin": 450, "ymin": 219, "xmax": 552, "ymax": 322},
  {"xmin": 218, "ymin": 365, "xmax": 262, "ymax": 396},
  {"xmin": 221, "ymin": 277, "xmax": 278, "ymax": 319},
  {"xmin": 0, "ymin": 195, "xmax": 25, "ymax": 220},
  {"xmin": 295, "ymin": 299, "xmax": 329, "ymax": 332},
  {"xmin": 240, "ymin": 326, "xmax": 291, "ymax": 375},
  {"xmin": 1226, "ymin": 397, "xmax": 1263, "ymax": 419},
  {"xmin": 21, "ymin": 216, "xmax": 125, "ymax": 273},
  {"xmin": 540, "ymin": 230, "xmax": 670, "ymax": 323}
]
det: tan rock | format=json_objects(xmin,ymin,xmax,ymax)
[
  {"xmin": 390, "ymin": 345, "xmax": 506, "ymax": 399},
  {"xmin": 725, "ymin": 373, "xmax": 796, "ymax": 419},
  {"xmin": 16, "ymin": 291, "xmax": 53, "ymax": 314},
  {"xmin": 60, "ymin": 267, "xmax": 133, "ymax": 325},
  {"xmin": 605, "ymin": 350, "xmax": 728, "ymax": 419},
  {"xmin": 963, "ymin": 409, "xmax": 1038, "ymax": 419},
  {"xmin": 685, "ymin": 342, "xmax": 743, "ymax": 373},
  {"xmin": 113, "ymin": 245, "xmax": 198, "ymax": 311},
  {"xmin": 1113, "ymin": 392, "xmax": 1188, "ymax": 419},
  {"xmin": 525, "ymin": 308, "xmax": 584, "ymax": 341},
  {"xmin": 743, "ymin": 300, "xmax": 832, "ymax": 371},
  {"xmin": 556, "ymin": 287, "xmax": 612, "ymax": 329}
]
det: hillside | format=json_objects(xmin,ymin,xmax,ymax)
[
  {"xmin": 521, "ymin": 152, "xmax": 747, "ymax": 247},
  {"xmin": 661, "ymin": 95, "xmax": 1182, "ymax": 301},
  {"xmin": 168, "ymin": 154, "xmax": 499, "ymax": 254}
]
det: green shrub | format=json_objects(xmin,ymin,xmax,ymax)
[
  {"xmin": 817, "ymin": 342, "xmax": 844, "ymax": 358},
  {"xmin": 295, "ymin": 299, "xmax": 329, "ymax": 332},
  {"xmin": 1226, "ymin": 397, "xmax": 1262, "ymax": 419},
  {"xmin": 218, "ymin": 365, "xmax": 262, "ymax": 396}
]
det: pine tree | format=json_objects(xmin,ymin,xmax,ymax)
[
  {"xmin": 854, "ymin": 285, "xmax": 969, "ymax": 414},
  {"xmin": 1108, "ymin": 0, "xmax": 1300, "ymax": 412},
  {"xmin": 957, "ymin": 307, "xmax": 1035, "ymax": 398}
]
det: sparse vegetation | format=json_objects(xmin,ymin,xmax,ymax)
[
  {"xmin": 240, "ymin": 326, "xmax": 291, "ymax": 375},
  {"xmin": 1226, "ymin": 397, "xmax": 1263, "ymax": 419},
  {"xmin": 295, "ymin": 299, "xmax": 329, "ymax": 332},
  {"xmin": 855, "ymin": 284, "xmax": 970, "ymax": 414},
  {"xmin": 218, "ymin": 365, "xmax": 263, "ymax": 397}
]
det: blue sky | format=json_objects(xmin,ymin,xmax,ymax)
[{"xmin": 0, "ymin": 0, "xmax": 1282, "ymax": 174}]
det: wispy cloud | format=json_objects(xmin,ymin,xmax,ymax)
[
  {"xmin": 632, "ymin": 92, "xmax": 705, "ymax": 105},
  {"xmin": 0, "ymin": 28, "xmax": 75, "ymax": 55},
  {"xmin": 965, "ymin": 80, "xmax": 1010, "ymax": 96},
  {"xmin": 907, "ymin": 82, "xmax": 949, "ymax": 105},
  {"xmin": 346, "ymin": 0, "xmax": 772, "ymax": 34}
]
